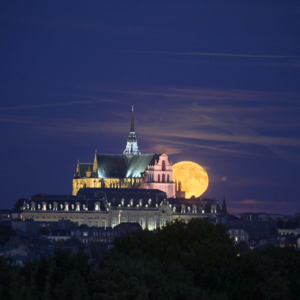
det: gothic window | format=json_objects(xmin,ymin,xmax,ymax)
[
  {"xmin": 139, "ymin": 199, "xmax": 143, "ymax": 206},
  {"xmin": 148, "ymin": 199, "xmax": 152, "ymax": 205},
  {"xmin": 158, "ymin": 174, "xmax": 160, "ymax": 182},
  {"xmin": 130, "ymin": 199, "xmax": 134, "ymax": 206},
  {"xmin": 162, "ymin": 160, "xmax": 166, "ymax": 171},
  {"xmin": 76, "ymin": 202, "xmax": 80, "ymax": 211},
  {"xmin": 162, "ymin": 174, "xmax": 165, "ymax": 182}
]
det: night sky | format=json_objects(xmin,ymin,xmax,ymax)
[{"xmin": 1, "ymin": 1, "xmax": 300, "ymax": 215}]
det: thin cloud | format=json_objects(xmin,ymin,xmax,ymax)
[
  {"xmin": 0, "ymin": 98, "xmax": 115, "ymax": 111},
  {"xmin": 129, "ymin": 50, "xmax": 300, "ymax": 60}
]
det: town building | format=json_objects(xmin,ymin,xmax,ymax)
[
  {"xmin": 20, "ymin": 188, "xmax": 224, "ymax": 229},
  {"xmin": 19, "ymin": 106, "xmax": 225, "ymax": 228}
]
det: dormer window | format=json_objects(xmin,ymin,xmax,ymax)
[
  {"xmin": 31, "ymin": 202, "xmax": 35, "ymax": 211},
  {"xmin": 181, "ymin": 204, "xmax": 186, "ymax": 213},
  {"xmin": 94, "ymin": 202, "xmax": 100, "ymax": 211}
]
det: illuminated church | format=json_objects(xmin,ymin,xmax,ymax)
[
  {"xmin": 72, "ymin": 106, "xmax": 176, "ymax": 199},
  {"xmin": 20, "ymin": 106, "xmax": 226, "ymax": 229}
]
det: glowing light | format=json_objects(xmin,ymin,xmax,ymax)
[{"xmin": 173, "ymin": 161, "xmax": 209, "ymax": 198}]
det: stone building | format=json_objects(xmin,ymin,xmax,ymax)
[
  {"xmin": 21, "ymin": 188, "xmax": 224, "ymax": 229},
  {"xmin": 19, "ymin": 106, "xmax": 225, "ymax": 228},
  {"xmin": 72, "ymin": 105, "xmax": 175, "ymax": 198}
]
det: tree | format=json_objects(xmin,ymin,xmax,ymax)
[{"xmin": 101, "ymin": 219, "xmax": 236, "ymax": 299}]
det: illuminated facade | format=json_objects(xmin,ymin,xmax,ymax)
[
  {"xmin": 20, "ymin": 106, "xmax": 226, "ymax": 229},
  {"xmin": 21, "ymin": 188, "xmax": 224, "ymax": 229},
  {"xmin": 72, "ymin": 106, "xmax": 175, "ymax": 198}
]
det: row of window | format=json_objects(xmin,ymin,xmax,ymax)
[{"xmin": 27, "ymin": 202, "xmax": 102, "ymax": 212}]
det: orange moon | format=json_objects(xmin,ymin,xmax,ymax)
[{"xmin": 173, "ymin": 161, "xmax": 209, "ymax": 198}]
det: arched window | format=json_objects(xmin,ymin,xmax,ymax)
[
  {"xmin": 162, "ymin": 174, "xmax": 165, "ymax": 182},
  {"xmin": 162, "ymin": 160, "xmax": 166, "ymax": 171},
  {"xmin": 167, "ymin": 174, "xmax": 169, "ymax": 182},
  {"xmin": 158, "ymin": 174, "xmax": 160, "ymax": 182}
]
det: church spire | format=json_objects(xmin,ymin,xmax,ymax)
[
  {"xmin": 123, "ymin": 105, "xmax": 141, "ymax": 155},
  {"xmin": 221, "ymin": 196, "xmax": 227, "ymax": 214},
  {"xmin": 130, "ymin": 104, "xmax": 135, "ymax": 132}
]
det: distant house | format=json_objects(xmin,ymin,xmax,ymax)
[
  {"xmin": 226, "ymin": 220, "xmax": 278, "ymax": 243},
  {"xmin": 48, "ymin": 229, "xmax": 71, "ymax": 242},
  {"xmin": 277, "ymin": 220, "xmax": 300, "ymax": 236},
  {"xmin": 227, "ymin": 228, "xmax": 249, "ymax": 243}
]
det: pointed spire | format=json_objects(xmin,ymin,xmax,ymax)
[
  {"xmin": 123, "ymin": 105, "xmax": 141, "ymax": 155},
  {"xmin": 130, "ymin": 104, "xmax": 135, "ymax": 132},
  {"xmin": 93, "ymin": 151, "xmax": 98, "ymax": 173},
  {"xmin": 76, "ymin": 160, "xmax": 80, "ymax": 173}
]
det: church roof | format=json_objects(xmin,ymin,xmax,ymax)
[
  {"xmin": 96, "ymin": 154, "xmax": 128, "ymax": 178},
  {"xmin": 126, "ymin": 153, "xmax": 161, "ymax": 177},
  {"xmin": 95, "ymin": 153, "xmax": 161, "ymax": 178}
]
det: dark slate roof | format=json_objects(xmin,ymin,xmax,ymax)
[
  {"xmin": 61, "ymin": 238, "xmax": 83, "ymax": 248},
  {"xmin": 96, "ymin": 154, "xmax": 128, "ymax": 178},
  {"xmin": 276, "ymin": 221, "xmax": 298, "ymax": 230},
  {"xmin": 95, "ymin": 153, "xmax": 161, "ymax": 179},
  {"xmin": 27, "ymin": 194, "xmax": 107, "ymax": 211},
  {"xmin": 168, "ymin": 197, "xmax": 221, "ymax": 214},
  {"xmin": 78, "ymin": 188, "xmax": 166, "ymax": 208}
]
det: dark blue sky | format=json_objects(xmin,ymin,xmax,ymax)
[{"xmin": 1, "ymin": 1, "xmax": 300, "ymax": 214}]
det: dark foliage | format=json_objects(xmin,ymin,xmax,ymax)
[
  {"xmin": 0, "ymin": 223, "xmax": 15, "ymax": 245},
  {"xmin": 0, "ymin": 219, "xmax": 300, "ymax": 299}
]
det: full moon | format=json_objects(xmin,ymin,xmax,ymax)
[{"xmin": 173, "ymin": 161, "xmax": 209, "ymax": 198}]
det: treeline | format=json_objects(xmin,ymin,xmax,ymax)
[{"xmin": 1, "ymin": 219, "xmax": 300, "ymax": 299}]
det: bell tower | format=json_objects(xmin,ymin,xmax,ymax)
[{"xmin": 123, "ymin": 105, "xmax": 141, "ymax": 155}]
